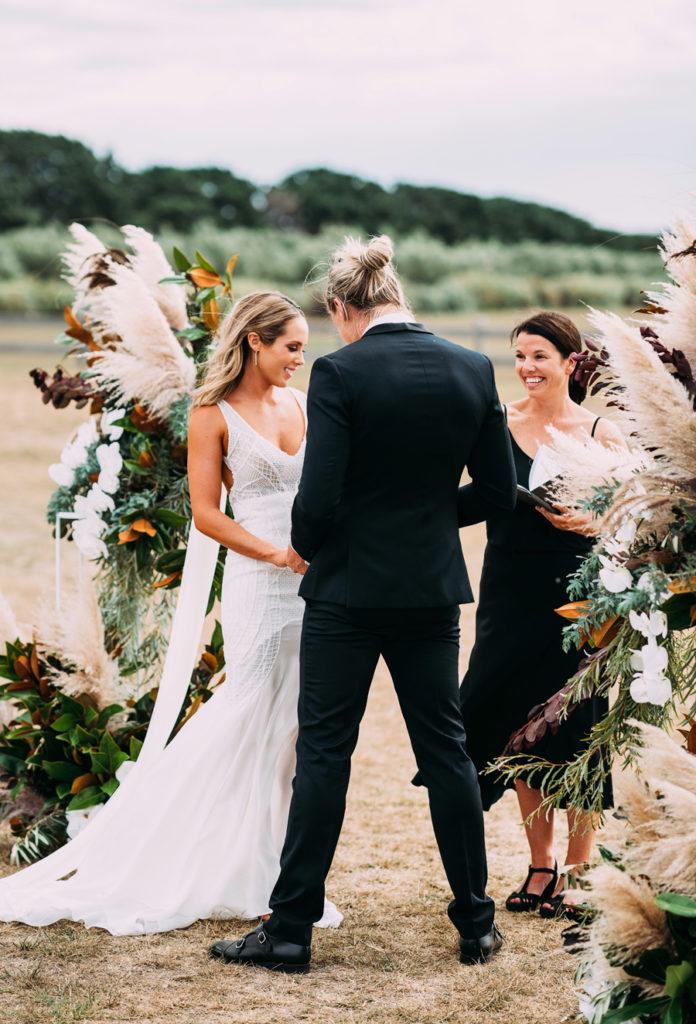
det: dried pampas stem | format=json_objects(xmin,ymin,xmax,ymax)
[
  {"xmin": 121, "ymin": 225, "xmax": 188, "ymax": 331},
  {"xmin": 589, "ymin": 309, "xmax": 696, "ymax": 481},
  {"xmin": 34, "ymin": 586, "xmax": 119, "ymax": 708},
  {"xmin": 91, "ymin": 263, "xmax": 195, "ymax": 420}
]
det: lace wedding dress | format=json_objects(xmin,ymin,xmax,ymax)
[{"xmin": 0, "ymin": 388, "xmax": 342, "ymax": 935}]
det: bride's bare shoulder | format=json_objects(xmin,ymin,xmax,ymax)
[{"xmin": 188, "ymin": 403, "xmax": 227, "ymax": 441}]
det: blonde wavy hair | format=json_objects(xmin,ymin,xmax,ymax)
[
  {"xmin": 324, "ymin": 234, "xmax": 411, "ymax": 314},
  {"xmin": 193, "ymin": 291, "xmax": 304, "ymax": 407}
]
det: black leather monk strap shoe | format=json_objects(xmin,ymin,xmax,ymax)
[
  {"xmin": 459, "ymin": 922, "xmax": 503, "ymax": 965},
  {"xmin": 208, "ymin": 923, "xmax": 311, "ymax": 974}
]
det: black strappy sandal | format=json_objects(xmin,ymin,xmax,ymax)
[
  {"xmin": 539, "ymin": 862, "xmax": 593, "ymax": 923},
  {"xmin": 538, "ymin": 893, "xmax": 593, "ymax": 923},
  {"xmin": 505, "ymin": 862, "xmax": 558, "ymax": 913}
]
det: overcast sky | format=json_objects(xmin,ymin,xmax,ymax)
[{"xmin": 2, "ymin": 0, "xmax": 695, "ymax": 232}]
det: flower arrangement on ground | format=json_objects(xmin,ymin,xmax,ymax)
[{"xmin": 494, "ymin": 203, "xmax": 696, "ymax": 816}]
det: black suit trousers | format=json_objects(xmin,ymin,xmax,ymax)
[{"xmin": 266, "ymin": 600, "xmax": 495, "ymax": 945}]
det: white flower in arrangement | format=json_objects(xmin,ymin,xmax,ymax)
[
  {"xmin": 603, "ymin": 537, "xmax": 625, "ymax": 559},
  {"xmin": 636, "ymin": 571, "xmax": 671, "ymax": 605},
  {"xmin": 101, "ymin": 407, "xmax": 126, "ymax": 441},
  {"xmin": 598, "ymin": 554, "xmax": 633, "ymax": 594},
  {"xmin": 48, "ymin": 461, "xmax": 75, "ymax": 488},
  {"xmin": 629, "ymin": 609, "xmax": 668, "ymax": 640},
  {"xmin": 48, "ymin": 418, "xmax": 99, "ymax": 488},
  {"xmin": 63, "ymin": 420, "xmax": 99, "ymax": 469},
  {"xmin": 65, "ymin": 802, "xmax": 104, "ymax": 841},
  {"xmin": 72, "ymin": 516, "xmax": 108, "ymax": 561},
  {"xmin": 615, "ymin": 517, "xmax": 637, "ymax": 548},
  {"xmin": 75, "ymin": 483, "xmax": 115, "ymax": 517},
  {"xmin": 96, "ymin": 442, "xmax": 123, "ymax": 494},
  {"xmin": 629, "ymin": 639, "xmax": 672, "ymax": 706}
]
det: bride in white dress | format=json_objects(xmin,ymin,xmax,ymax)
[{"xmin": 0, "ymin": 291, "xmax": 342, "ymax": 935}]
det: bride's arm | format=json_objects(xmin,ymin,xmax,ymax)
[{"xmin": 188, "ymin": 406, "xmax": 288, "ymax": 566}]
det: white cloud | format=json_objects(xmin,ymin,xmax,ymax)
[{"xmin": 2, "ymin": 0, "xmax": 695, "ymax": 230}]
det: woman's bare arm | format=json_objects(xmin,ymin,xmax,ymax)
[{"xmin": 188, "ymin": 406, "xmax": 287, "ymax": 566}]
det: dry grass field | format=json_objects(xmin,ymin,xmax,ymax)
[{"xmin": 0, "ymin": 341, "xmax": 618, "ymax": 1024}]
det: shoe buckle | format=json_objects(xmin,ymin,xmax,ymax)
[
  {"xmin": 257, "ymin": 930, "xmax": 267, "ymax": 944},
  {"xmin": 235, "ymin": 939, "xmax": 244, "ymax": 948}
]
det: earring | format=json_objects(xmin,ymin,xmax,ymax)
[{"xmin": 254, "ymin": 350, "xmax": 259, "ymax": 368}]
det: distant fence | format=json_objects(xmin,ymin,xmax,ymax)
[{"xmin": 0, "ymin": 315, "xmax": 515, "ymax": 365}]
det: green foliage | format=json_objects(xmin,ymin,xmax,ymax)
[
  {"xmin": 0, "ymin": 221, "xmax": 664, "ymax": 315},
  {"xmin": 9, "ymin": 809, "xmax": 68, "ymax": 867},
  {"xmin": 0, "ymin": 129, "xmax": 656, "ymax": 249}
]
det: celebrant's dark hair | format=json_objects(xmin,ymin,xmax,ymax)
[{"xmin": 510, "ymin": 311, "xmax": 586, "ymax": 404}]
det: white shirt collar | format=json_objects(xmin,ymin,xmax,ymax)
[{"xmin": 361, "ymin": 312, "xmax": 416, "ymax": 337}]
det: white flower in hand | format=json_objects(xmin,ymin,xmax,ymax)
[
  {"xmin": 629, "ymin": 639, "xmax": 672, "ymax": 706},
  {"xmin": 598, "ymin": 555, "xmax": 633, "ymax": 594},
  {"xmin": 65, "ymin": 803, "xmax": 103, "ymax": 840},
  {"xmin": 629, "ymin": 609, "xmax": 668, "ymax": 640},
  {"xmin": 96, "ymin": 442, "xmax": 123, "ymax": 494},
  {"xmin": 101, "ymin": 407, "xmax": 126, "ymax": 441}
]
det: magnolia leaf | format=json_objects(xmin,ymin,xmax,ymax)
[
  {"xmin": 172, "ymin": 246, "xmax": 191, "ymax": 272},
  {"xmin": 189, "ymin": 267, "xmax": 222, "ymax": 289},
  {"xmin": 51, "ymin": 713, "xmax": 78, "ymax": 732},
  {"xmin": 66, "ymin": 785, "xmax": 103, "ymax": 811},
  {"xmin": 194, "ymin": 250, "xmax": 217, "ymax": 274},
  {"xmin": 656, "ymin": 893, "xmax": 696, "ymax": 918},
  {"xmin": 101, "ymin": 778, "xmax": 119, "ymax": 797},
  {"xmin": 152, "ymin": 572, "xmax": 181, "ymax": 590},
  {"xmin": 131, "ymin": 518, "xmax": 157, "ymax": 537},
  {"xmin": 152, "ymin": 509, "xmax": 188, "ymax": 527},
  {"xmin": 118, "ymin": 527, "xmax": 140, "ymax": 544},
  {"xmin": 202, "ymin": 297, "xmax": 220, "ymax": 332},
  {"xmin": 665, "ymin": 961, "xmax": 694, "ymax": 998},
  {"xmin": 70, "ymin": 772, "xmax": 97, "ymax": 795},
  {"xmin": 98, "ymin": 730, "xmax": 128, "ymax": 775},
  {"xmin": 96, "ymin": 704, "xmax": 124, "ymax": 729},
  {"xmin": 42, "ymin": 760, "xmax": 83, "ymax": 782}
]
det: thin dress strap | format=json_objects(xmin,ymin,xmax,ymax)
[
  {"xmin": 216, "ymin": 400, "xmax": 239, "ymax": 457},
  {"xmin": 590, "ymin": 416, "xmax": 601, "ymax": 438}
]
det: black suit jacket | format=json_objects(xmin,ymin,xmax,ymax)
[{"xmin": 291, "ymin": 322, "xmax": 515, "ymax": 608}]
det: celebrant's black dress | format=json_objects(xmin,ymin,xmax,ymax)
[{"xmin": 460, "ymin": 418, "xmax": 613, "ymax": 811}]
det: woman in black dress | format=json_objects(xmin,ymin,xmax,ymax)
[{"xmin": 459, "ymin": 312, "xmax": 625, "ymax": 918}]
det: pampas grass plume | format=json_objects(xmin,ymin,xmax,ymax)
[
  {"xmin": 92, "ymin": 263, "xmax": 195, "ymax": 420},
  {"xmin": 122, "ymin": 224, "xmax": 188, "ymax": 331}
]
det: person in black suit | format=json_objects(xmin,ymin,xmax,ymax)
[{"xmin": 209, "ymin": 235, "xmax": 516, "ymax": 972}]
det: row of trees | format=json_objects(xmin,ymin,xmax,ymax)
[{"xmin": 1, "ymin": 130, "xmax": 653, "ymax": 249}]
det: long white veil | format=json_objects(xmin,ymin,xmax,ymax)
[{"xmin": 2, "ymin": 490, "xmax": 224, "ymax": 889}]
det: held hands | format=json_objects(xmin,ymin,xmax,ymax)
[
  {"xmin": 267, "ymin": 545, "xmax": 308, "ymax": 573},
  {"xmin": 286, "ymin": 544, "xmax": 309, "ymax": 575},
  {"xmin": 537, "ymin": 504, "xmax": 596, "ymax": 537}
]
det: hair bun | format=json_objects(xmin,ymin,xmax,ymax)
[{"xmin": 358, "ymin": 235, "xmax": 393, "ymax": 272}]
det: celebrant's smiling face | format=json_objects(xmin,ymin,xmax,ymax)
[
  {"xmin": 251, "ymin": 316, "xmax": 308, "ymax": 387},
  {"xmin": 514, "ymin": 332, "xmax": 573, "ymax": 399}
]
